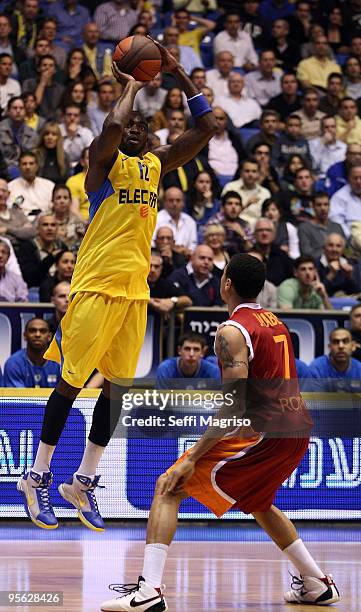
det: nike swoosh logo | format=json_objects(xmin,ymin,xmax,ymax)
[
  {"xmin": 129, "ymin": 595, "xmax": 160, "ymax": 608},
  {"xmin": 67, "ymin": 370, "xmax": 76, "ymax": 374}
]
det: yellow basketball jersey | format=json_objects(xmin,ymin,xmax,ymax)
[{"xmin": 70, "ymin": 150, "xmax": 161, "ymax": 299}]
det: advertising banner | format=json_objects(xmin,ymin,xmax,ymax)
[{"xmin": 0, "ymin": 392, "xmax": 360, "ymax": 520}]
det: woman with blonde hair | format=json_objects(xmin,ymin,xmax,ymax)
[
  {"xmin": 36, "ymin": 122, "xmax": 70, "ymax": 184},
  {"xmin": 203, "ymin": 223, "xmax": 230, "ymax": 276}
]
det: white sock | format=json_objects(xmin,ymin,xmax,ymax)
[
  {"xmin": 142, "ymin": 543, "xmax": 169, "ymax": 589},
  {"xmin": 32, "ymin": 442, "xmax": 56, "ymax": 473},
  {"xmin": 77, "ymin": 440, "xmax": 105, "ymax": 476},
  {"xmin": 283, "ymin": 538, "xmax": 325, "ymax": 578}
]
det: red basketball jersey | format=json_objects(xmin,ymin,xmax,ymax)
[{"xmin": 217, "ymin": 303, "xmax": 313, "ymax": 434}]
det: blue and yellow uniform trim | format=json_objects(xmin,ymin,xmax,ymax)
[{"xmin": 44, "ymin": 150, "xmax": 161, "ymax": 387}]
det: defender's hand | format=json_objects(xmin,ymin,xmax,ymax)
[{"xmin": 159, "ymin": 457, "xmax": 196, "ymax": 494}]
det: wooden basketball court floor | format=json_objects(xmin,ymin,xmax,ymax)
[{"xmin": 1, "ymin": 523, "xmax": 359, "ymax": 612}]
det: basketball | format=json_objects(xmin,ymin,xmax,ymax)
[{"xmin": 112, "ymin": 35, "xmax": 162, "ymax": 81}]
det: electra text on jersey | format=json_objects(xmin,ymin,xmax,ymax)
[{"xmin": 118, "ymin": 188, "xmax": 158, "ymax": 208}]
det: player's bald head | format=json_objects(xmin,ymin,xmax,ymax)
[
  {"xmin": 128, "ymin": 111, "xmax": 148, "ymax": 130},
  {"xmin": 121, "ymin": 111, "xmax": 149, "ymax": 155}
]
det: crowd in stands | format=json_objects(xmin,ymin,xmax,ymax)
[
  {"xmin": 2, "ymin": 0, "xmax": 361, "ymax": 388},
  {"xmin": 155, "ymin": 324, "xmax": 361, "ymax": 393}
]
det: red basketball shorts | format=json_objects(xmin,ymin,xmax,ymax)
[{"xmin": 167, "ymin": 435, "xmax": 309, "ymax": 517}]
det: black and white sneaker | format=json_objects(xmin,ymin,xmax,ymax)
[
  {"xmin": 284, "ymin": 573, "xmax": 340, "ymax": 605},
  {"xmin": 100, "ymin": 576, "xmax": 168, "ymax": 611}
]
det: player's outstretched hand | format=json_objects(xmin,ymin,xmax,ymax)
[
  {"xmin": 111, "ymin": 61, "xmax": 146, "ymax": 90},
  {"xmin": 159, "ymin": 457, "xmax": 196, "ymax": 495},
  {"xmin": 149, "ymin": 37, "xmax": 181, "ymax": 73}
]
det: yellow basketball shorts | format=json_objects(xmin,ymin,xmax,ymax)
[{"xmin": 44, "ymin": 292, "xmax": 148, "ymax": 388}]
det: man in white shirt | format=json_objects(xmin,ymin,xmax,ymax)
[
  {"xmin": 214, "ymin": 72, "xmax": 262, "ymax": 128},
  {"xmin": 88, "ymin": 82, "xmax": 116, "ymax": 137},
  {"xmin": 59, "ymin": 103, "xmax": 94, "ymax": 166},
  {"xmin": 0, "ymin": 53, "xmax": 21, "ymax": 113},
  {"xmin": 213, "ymin": 13, "xmax": 258, "ymax": 70},
  {"xmin": 309, "ymin": 115, "xmax": 347, "ymax": 179},
  {"xmin": 329, "ymin": 165, "xmax": 361, "ymax": 238},
  {"xmin": 155, "ymin": 109, "xmax": 186, "ymax": 145},
  {"xmin": 207, "ymin": 106, "xmax": 241, "ymax": 178},
  {"xmin": 8, "ymin": 152, "xmax": 54, "ymax": 220},
  {"xmin": 245, "ymin": 49, "xmax": 282, "ymax": 107},
  {"xmin": 206, "ymin": 51, "xmax": 235, "ymax": 99},
  {"xmin": 153, "ymin": 187, "xmax": 197, "ymax": 257},
  {"xmin": 133, "ymin": 73, "xmax": 167, "ymax": 120},
  {"xmin": 222, "ymin": 159, "xmax": 271, "ymax": 229}
]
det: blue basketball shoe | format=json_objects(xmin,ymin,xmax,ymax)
[
  {"xmin": 17, "ymin": 470, "xmax": 58, "ymax": 529},
  {"xmin": 58, "ymin": 473, "xmax": 105, "ymax": 532}
]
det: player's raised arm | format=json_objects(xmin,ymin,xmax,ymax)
[
  {"xmin": 87, "ymin": 65, "xmax": 146, "ymax": 191},
  {"xmin": 152, "ymin": 42, "xmax": 218, "ymax": 176}
]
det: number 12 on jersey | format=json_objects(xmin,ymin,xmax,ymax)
[
  {"xmin": 138, "ymin": 162, "xmax": 149, "ymax": 181},
  {"xmin": 273, "ymin": 334, "xmax": 291, "ymax": 379}
]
